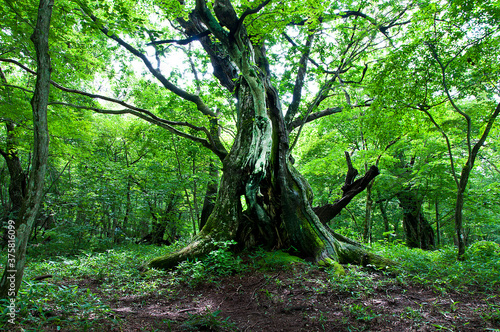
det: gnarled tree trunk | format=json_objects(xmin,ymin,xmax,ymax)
[{"xmin": 148, "ymin": 42, "xmax": 390, "ymax": 270}]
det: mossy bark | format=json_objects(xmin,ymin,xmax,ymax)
[
  {"xmin": 148, "ymin": 74, "xmax": 391, "ymax": 271},
  {"xmin": 147, "ymin": 0, "xmax": 393, "ymax": 271}
]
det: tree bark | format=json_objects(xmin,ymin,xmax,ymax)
[
  {"xmin": 313, "ymin": 159, "xmax": 380, "ymax": 225},
  {"xmin": 397, "ymin": 188, "xmax": 435, "ymax": 250},
  {"xmin": 0, "ymin": 0, "xmax": 53, "ymax": 299},
  {"xmin": 0, "ymin": 116, "xmax": 28, "ymax": 220}
]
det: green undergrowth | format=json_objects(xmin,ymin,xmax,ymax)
[
  {"xmin": 174, "ymin": 240, "xmax": 246, "ymax": 288},
  {"xmin": 374, "ymin": 241, "xmax": 500, "ymax": 292},
  {"xmin": 0, "ymin": 280, "xmax": 116, "ymax": 331},
  {"xmin": 178, "ymin": 309, "xmax": 239, "ymax": 331},
  {"xmin": 0, "ymin": 241, "xmax": 189, "ymax": 330},
  {"xmin": 2, "ymin": 240, "xmax": 499, "ymax": 330}
]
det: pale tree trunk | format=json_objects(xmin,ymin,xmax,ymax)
[{"xmin": 0, "ymin": 0, "xmax": 53, "ymax": 299}]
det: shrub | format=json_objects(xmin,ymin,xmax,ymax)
[
  {"xmin": 175, "ymin": 240, "xmax": 244, "ymax": 288},
  {"xmin": 465, "ymin": 241, "xmax": 500, "ymax": 260}
]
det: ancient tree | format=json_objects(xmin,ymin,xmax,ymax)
[{"xmin": 138, "ymin": 0, "xmax": 402, "ymax": 269}]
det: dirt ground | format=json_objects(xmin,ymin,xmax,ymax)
[{"xmin": 73, "ymin": 263, "xmax": 499, "ymax": 332}]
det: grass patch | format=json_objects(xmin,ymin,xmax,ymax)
[{"xmin": 373, "ymin": 241, "xmax": 500, "ymax": 292}]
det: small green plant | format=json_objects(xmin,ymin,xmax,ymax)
[
  {"xmin": 175, "ymin": 240, "xmax": 244, "ymax": 288},
  {"xmin": 327, "ymin": 266, "xmax": 375, "ymax": 298},
  {"xmin": 481, "ymin": 303, "xmax": 500, "ymax": 323},
  {"xmin": 347, "ymin": 303, "xmax": 380, "ymax": 322},
  {"xmin": 402, "ymin": 306, "xmax": 423, "ymax": 321},
  {"xmin": 180, "ymin": 309, "xmax": 238, "ymax": 331}
]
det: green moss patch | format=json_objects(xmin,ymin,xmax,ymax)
[{"xmin": 256, "ymin": 250, "xmax": 305, "ymax": 270}]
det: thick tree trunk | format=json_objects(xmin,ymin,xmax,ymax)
[
  {"xmin": 397, "ymin": 188, "xmax": 435, "ymax": 250},
  {"xmin": 148, "ymin": 0, "xmax": 393, "ymax": 270},
  {"xmin": 149, "ymin": 77, "xmax": 391, "ymax": 270},
  {"xmin": 0, "ymin": 0, "xmax": 53, "ymax": 299}
]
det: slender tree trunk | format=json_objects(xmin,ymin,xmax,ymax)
[
  {"xmin": 191, "ymin": 154, "xmax": 200, "ymax": 229},
  {"xmin": 455, "ymin": 172, "xmax": 469, "ymax": 260},
  {"xmin": 435, "ymin": 198, "xmax": 440, "ymax": 246},
  {"xmin": 378, "ymin": 200, "xmax": 391, "ymax": 241},
  {"xmin": 199, "ymin": 160, "xmax": 218, "ymax": 230},
  {"xmin": 0, "ymin": 0, "xmax": 53, "ymax": 299},
  {"xmin": 363, "ymin": 180, "xmax": 374, "ymax": 243},
  {"xmin": 123, "ymin": 179, "xmax": 132, "ymax": 229},
  {"xmin": 173, "ymin": 138, "xmax": 198, "ymax": 235}
]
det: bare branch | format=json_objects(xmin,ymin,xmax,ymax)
[
  {"xmin": 49, "ymin": 102, "xmax": 228, "ymax": 160},
  {"xmin": 288, "ymin": 107, "xmax": 343, "ymax": 130},
  {"xmin": 426, "ymin": 42, "xmax": 473, "ymax": 160},
  {"xmin": 146, "ymin": 30, "xmax": 211, "ymax": 46},
  {"xmin": 79, "ymin": 4, "xmax": 217, "ymax": 118},
  {"xmin": 0, "ymin": 83, "xmax": 34, "ymax": 94},
  {"xmin": 282, "ymin": 33, "xmax": 335, "ymax": 74},
  {"xmin": 285, "ymin": 32, "xmax": 315, "ymax": 125},
  {"xmin": 415, "ymin": 104, "xmax": 460, "ymax": 188}
]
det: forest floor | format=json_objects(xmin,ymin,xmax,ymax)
[{"xmin": 70, "ymin": 261, "xmax": 500, "ymax": 332}]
